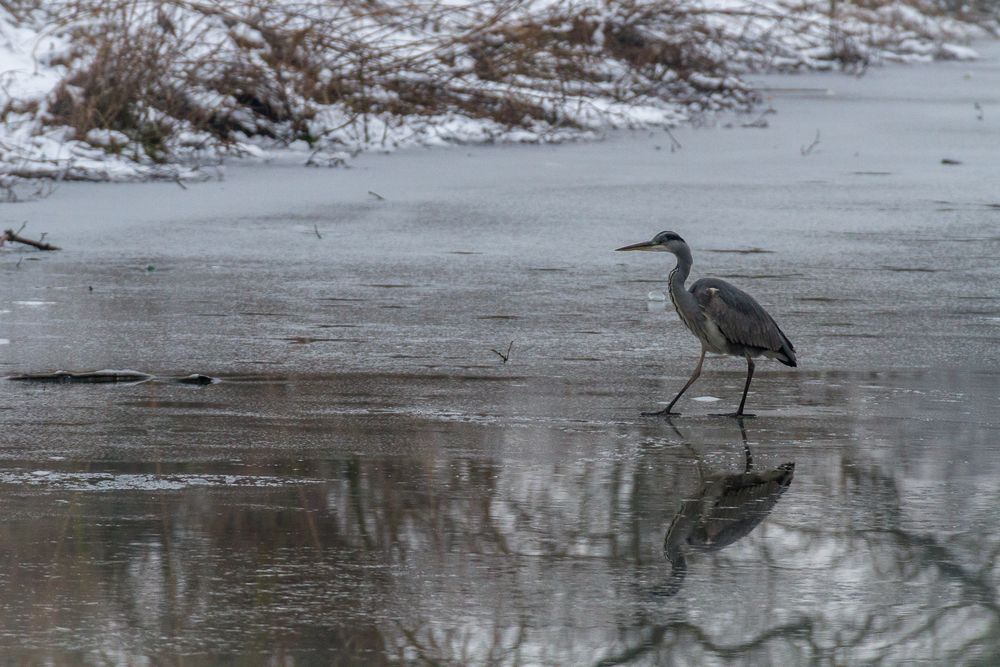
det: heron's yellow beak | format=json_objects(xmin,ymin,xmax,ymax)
[{"xmin": 615, "ymin": 241, "xmax": 657, "ymax": 251}]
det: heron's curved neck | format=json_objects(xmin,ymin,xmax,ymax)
[{"xmin": 668, "ymin": 246, "xmax": 699, "ymax": 317}]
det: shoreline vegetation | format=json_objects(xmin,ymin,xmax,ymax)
[{"xmin": 0, "ymin": 0, "xmax": 992, "ymax": 186}]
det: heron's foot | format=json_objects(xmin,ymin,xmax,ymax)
[
  {"xmin": 642, "ymin": 408, "xmax": 679, "ymax": 417},
  {"xmin": 710, "ymin": 412, "xmax": 757, "ymax": 418}
]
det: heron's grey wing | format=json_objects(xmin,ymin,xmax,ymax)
[
  {"xmin": 690, "ymin": 278, "xmax": 795, "ymax": 358},
  {"xmin": 692, "ymin": 463, "xmax": 794, "ymax": 549}
]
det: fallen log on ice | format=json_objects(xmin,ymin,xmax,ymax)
[
  {"xmin": 1, "ymin": 228, "xmax": 60, "ymax": 251},
  {"xmin": 6, "ymin": 370, "xmax": 216, "ymax": 384}
]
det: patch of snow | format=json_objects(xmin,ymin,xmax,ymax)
[{"xmin": 939, "ymin": 43, "xmax": 979, "ymax": 60}]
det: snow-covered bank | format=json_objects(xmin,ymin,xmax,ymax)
[{"xmin": 0, "ymin": 0, "xmax": 991, "ymax": 184}]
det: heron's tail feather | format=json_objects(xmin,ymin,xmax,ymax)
[{"xmin": 774, "ymin": 325, "xmax": 796, "ymax": 367}]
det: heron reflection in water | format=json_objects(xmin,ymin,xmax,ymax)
[{"xmin": 657, "ymin": 419, "xmax": 794, "ymax": 597}]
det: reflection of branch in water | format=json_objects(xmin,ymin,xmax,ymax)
[
  {"xmin": 656, "ymin": 420, "xmax": 794, "ymax": 597},
  {"xmin": 749, "ymin": 458, "xmax": 1000, "ymax": 663},
  {"xmin": 774, "ymin": 459, "xmax": 1000, "ymax": 603},
  {"xmin": 592, "ymin": 617, "xmax": 815, "ymax": 667},
  {"xmin": 345, "ymin": 458, "xmax": 375, "ymax": 552},
  {"xmin": 399, "ymin": 615, "xmax": 530, "ymax": 666}
]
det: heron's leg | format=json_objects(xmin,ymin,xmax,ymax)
[
  {"xmin": 644, "ymin": 349, "xmax": 706, "ymax": 417},
  {"xmin": 734, "ymin": 356, "xmax": 755, "ymax": 417}
]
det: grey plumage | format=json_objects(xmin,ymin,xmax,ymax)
[
  {"xmin": 616, "ymin": 231, "xmax": 796, "ymax": 416},
  {"xmin": 692, "ymin": 278, "xmax": 796, "ymax": 366}
]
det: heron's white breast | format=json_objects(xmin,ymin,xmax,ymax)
[{"xmin": 701, "ymin": 316, "xmax": 730, "ymax": 354}]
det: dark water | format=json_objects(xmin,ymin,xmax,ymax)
[
  {"xmin": 2, "ymin": 45, "xmax": 1000, "ymax": 665},
  {"xmin": 1, "ymin": 370, "xmax": 998, "ymax": 664}
]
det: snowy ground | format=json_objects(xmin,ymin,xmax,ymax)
[{"xmin": 0, "ymin": 0, "xmax": 991, "ymax": 184}]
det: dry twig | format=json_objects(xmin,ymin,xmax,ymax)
[
  {"xmin": 800, "ymin": 130, "xmax": 820, "ymax": 156},
  {"xmin": 491, "ymin": 341, "xmax": 513, "ymax": 364}
]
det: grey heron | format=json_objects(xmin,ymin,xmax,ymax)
[{"xmin": 616, "ymin": 231, "xmax": 796, "ymax": 417}]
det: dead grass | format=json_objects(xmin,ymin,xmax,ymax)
[{"xmin": 28, "ymin": 0, "xmax": 757, "ymax": 160}]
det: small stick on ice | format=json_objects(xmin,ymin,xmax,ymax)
[
  {"xmin": 491, "ymin": 341, "xmax": 514, "ymax": 364},
  {"xmin": 741, "ymin": 103, "xmax": 776, "ymax": 129},
  {"xmin": 800, "ymin": 130, "xmax": 820, "ymax": 156},
  {"xmin": 664, "ymin": 127, "xmax": 682, "ymax": 152},
  {"xmin": 313, "ymin": 224, "xmax": 323, "ymax": 239},
  {"xmin": 367, "ymin": 190, "xmax": 385, "ymax": 201}
]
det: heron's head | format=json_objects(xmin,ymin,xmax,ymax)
[{"xmin": 615, "ymin": 231, "xmax": 686, "ymax": 253}]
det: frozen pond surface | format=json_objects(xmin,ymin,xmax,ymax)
[{"xmin": 1, "ymin": 44, "xmax": 1000, "ymax": 665}]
